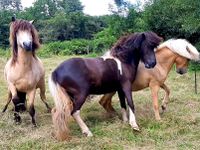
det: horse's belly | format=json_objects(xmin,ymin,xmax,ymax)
[{"xmin": 90, "ymin": 83, "xmax": 120, "ymax": 94}]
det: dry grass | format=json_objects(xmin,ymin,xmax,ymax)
[{"xmin": 0, "ymin": 56, "xmax": 200, "ymax": 150}]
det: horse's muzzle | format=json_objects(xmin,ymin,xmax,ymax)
[
  {"xmin": 176, "ymin": 68, "xmax": 187, "ymax": 75},
  {"xmin": 23, "ymin": 41, "xmax": 32, "ymax": 51},
  {"xmin": 144, "ymin": 61, "xmax": 156, "ymax": 69}
]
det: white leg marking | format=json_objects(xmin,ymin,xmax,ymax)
[
  {"xmin": 72, "ymin": 111, "xmax": 93, "ymax": 137},
  {"xmin": 129, "ymin": 107, "xmax": 139, "ymax": 131},
  {"xmin": 121, "ymin": 108, "xmax": 128, "ymax": 122}
]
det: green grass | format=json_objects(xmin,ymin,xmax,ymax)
[{"xmin": 0, "ymin": 56, "xmax": 200, "ymax": 150}]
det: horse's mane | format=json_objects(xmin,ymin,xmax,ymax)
[
  {"xmin": 157, "ymin": 39, "xmax": 199, "ymax": 60},
  {"xmin": 9, "ymin": 19, "xmax": 40, "ymax": 64},
  {"xmin": 110, "ymin": 32, "xmax": 162, "ymax": 63}
]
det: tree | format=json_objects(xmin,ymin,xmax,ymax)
[
  {"xmin": 0, "ymin": 10, "xmax": 13, "ymax": 48},
  {"xmin": 58, "ymin": 0, "xmax": 83, "ymax": 14},
  {"xmin": 144, "ymin": 0, "xmax": 200, "ymax": 44},
  {"xmin": 0, "ymin": 0, "xmax": 22, "ymax": 11}
]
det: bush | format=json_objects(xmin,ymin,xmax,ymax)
[
  {"xmin": 91, "ymin": 28, "xmax": 117, "ymax": 52},
  {"xmin": 0, "ymin": 48, "xmax": 11, "ymax": 58},
  {"xmin": 39, "ymin": 39, "xmax": 92, "ymax": 56}
]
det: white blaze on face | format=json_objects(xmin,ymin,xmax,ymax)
[
  {"xmin": 16, "ymin": 30, "xmax": 32, "ymax": 48},
  {"xmin": 101, "ymin": 51, "xmax": 123, "ymax": 75}
]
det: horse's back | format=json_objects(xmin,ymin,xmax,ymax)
[{"xmin": 52, "ymin": 57, "xmax": 121, "ymax": 95}]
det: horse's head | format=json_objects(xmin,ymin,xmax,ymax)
[
  {"xmin": 175, "ymin": 56, "xmax": 189, "ymax": 74},
  {"xmin": 10, "ymin": 16, "xmax": 40, "ymax": 63},
  {"xmin": 159, "ymin": 39, "xmax": 200, "ymax": 74},
  {"xmin": 110, "ymin": 32, "xmax": 162, "ymax": 68},
  {"xmin": 138, "ymin": 32, "xmax": 163, "ymax": 69}
]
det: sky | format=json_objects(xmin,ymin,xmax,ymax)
[{"xmin": 21, "ymin": 0, "xmax": 145, "ymax": 16}]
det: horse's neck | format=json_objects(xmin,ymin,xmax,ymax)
[
  {"xmin": 156, "ymin": 47, "xmax": 177, "ymax": 75},
  {"xmin": 16, "ymin": 47, "xmax": 34, "ymax": 67}
]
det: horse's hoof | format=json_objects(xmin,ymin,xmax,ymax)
[
  {"xmin": 47, "ymin": 108, "xmax": 52, "ymax": 113},
  {"xmin": 132, "ymin": 126, "xmax": 140, "ymax": 132},
  {"xmin": 83, "ymin": 130, "xmax": 93, "ymax": 137},
  {"xmin": 14, "ymin": 116, "xmax": 21, "ymax": 124},
  {"xmin": 161, "ymin": 105, "xmax": 166, "ymax": 114},
  {"xmin": 32, "ymin": 123, "xmax": 37, "ymax": 128},
  {"xmin": 130, "ymin": 122, "xmax": 140, "ymax": 131},
  {"xmin": 155, "ymin": 116, "xmax": 161, "ymax": 121}
]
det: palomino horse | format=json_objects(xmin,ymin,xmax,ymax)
[
  {"xmin": 99, "ymin": 39, "xmax": 200, "ymax": 121},
  {"xmin": 49, "ymin": 31, "xmax": 162, "ymax": 141},
  {"xmin": 3, "ymin": 17, "xmax": 51, "ymax": 126}
]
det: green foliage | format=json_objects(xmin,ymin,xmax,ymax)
[
  {"xmin": 0, "ymin": 47, "xmax": 11, "ymax": 58},
  {"xmin": 34, "ymin": 12, "xmax": 105, "ymax": 43},
  {"xmin": 0, "ymin": 0, "xmax": 22, "ymax": 11},
  {"xmin": 92, "ymin": 28, "xmax": 117, "ymax": 52},
  {"xmin": 0, "ymin": 10, "xmax": 14, "ymax": 48},
  {"xmin": 39, "ymin": 39, "xmax": 92, "ymax": 56},
  {"xmin": 0, "ymin": 0, "xmax": 200, "ymax": 56},
  {"xmin": 144, "ymin": 0, "xmax": 200, "ymax": 44}
]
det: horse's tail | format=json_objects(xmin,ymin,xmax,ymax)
[{"xmin": 48, "ymin": 74, "xmax": 73, "ymax": 141}]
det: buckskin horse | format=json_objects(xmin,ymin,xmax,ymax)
[
  {"xmin": 3, "ymin": 17, "xmax": 51, "ymax": 126},
  {"xmin": 99, "ymin": 39, "xmax": 200, "ymax": 121},
  {"xmin": 48, "ymin": 31, "xmax": 162, "ymax": 141}
]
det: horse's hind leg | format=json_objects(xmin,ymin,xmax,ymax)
[
  {"xmin": 39, "ymin": 78, "xmax": 51, "ymax": 112},
  {"xmin": 99, "ymin": 92, "xmax": 116, "ymax": 115},
  {"xmin": 160, "ymin": 84, "xmax": 170, "ymax": 113},
  {"xmin": 2, "ymin": 91, "xmax": 12, "ymax": 113},
  {"xmin": 28, "ymin": 89, "xmax": 37, "ymax": 126},
  {"xmin": 72, "ymin": 95, "xmax": 93, "ymax": 137}
]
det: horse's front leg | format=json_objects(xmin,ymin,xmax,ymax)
[
  {"xmin": 8, "ymin": 82, "xmax": 21, "ymax": 123},
  {"xmin": 149, "ymin": 84, "xmax": 161, "ymax": 121},
  {"xmin": 27, "ymin": 89, "xmax": 37, "ymax": 126},
  {"xmin": 122, "ymin": 82, "xmax": 139, "ymax": 131},
  {"xmin": 2, "ymin": 90, "xmax": 12, "ymax": 112}
]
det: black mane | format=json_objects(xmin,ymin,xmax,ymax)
[{"xmin": 110, "ymin": 31, "xmax": 162, "ymax": 63}]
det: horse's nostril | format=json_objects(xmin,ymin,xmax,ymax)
[
  {"xmin": 23, "ymin": 41, "xmax": 32, "ymax": 51},
  {"xmin": 145, "ymin": 61, "xmax": 156, "ymax": 69}
]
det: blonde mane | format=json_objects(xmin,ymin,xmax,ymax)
[{"xmin": 157, "ymin": 39, "xmax": 199, "ymax": 61}]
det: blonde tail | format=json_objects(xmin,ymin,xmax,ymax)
[{"xmin": 48, "ymin": 76, "xmax": 73, "ymax": 141}]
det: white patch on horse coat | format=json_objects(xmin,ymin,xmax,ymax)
[
  {"xmin": 72, "ymin": 110, "xmax": 93, "ymax": 137},
  {"xmin": 129, "ymin": 107, "xmax": 139, "ymax": 129},
  {"xmin": 101, "ymin": 51, "xmax": 123, "ymax": 75},
  {"xmin": 157, "ymin": 39, "xmax": 200, "ymax": 61},
  {"xmin": 16, "ymin": 30, "xmax": 32, "ymax": 48}
]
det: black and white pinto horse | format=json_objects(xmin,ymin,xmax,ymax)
[{"xmin": 48, "ymin": 31, "xmax": 162, "ymax": 141}]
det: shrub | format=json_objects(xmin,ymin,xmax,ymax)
[
  {"xmin": 39, "ymin": 39, "xmax": 92, "ymax": 56},
  {"xmin": 91, "ymin": 28, "xmax": 117, "ymax": 52}
]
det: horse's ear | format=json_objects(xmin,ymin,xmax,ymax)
[
  {"xmin": 134, "ymin": 33, "xmax": 145, "ymax": 49},
  {"xmin": 186, "ymin": 46, "xmax": 191, "ymax": 54},
  {"xmin": 29, "ymin": 20, "xmax": 34, "ymax": 24},
  {"xmin": 12, "ymin": 16, "xmax": 16, "ymax": 22}
]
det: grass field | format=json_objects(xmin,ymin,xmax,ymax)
[{"xmin": 0, "ymin": 56, "xmax": 200, "ymax": 150}]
